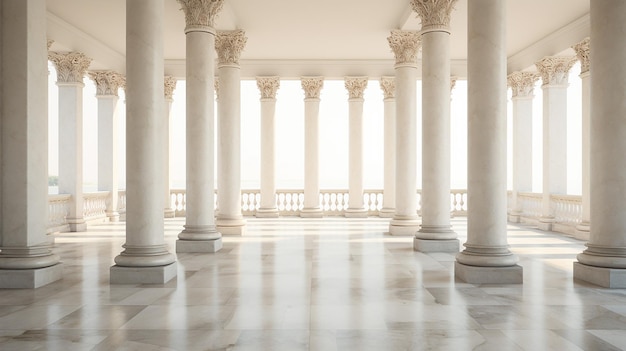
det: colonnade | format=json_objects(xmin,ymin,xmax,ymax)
[{"xmin": 2, "ymin": 0, "xmax": 626, "ymax": 289}]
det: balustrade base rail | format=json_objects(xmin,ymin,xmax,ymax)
[{"xmin": 508, "ymin": 191, "xmax": 583, "ymax": 237}]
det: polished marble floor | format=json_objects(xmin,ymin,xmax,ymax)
[{"xmin": 1, "ymin": 217, "xmax": 626, "ymax": 350}]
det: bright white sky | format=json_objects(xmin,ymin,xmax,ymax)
[{"xmin": 47, "ymin": 62, "xmax": 583, "ymax": 195}]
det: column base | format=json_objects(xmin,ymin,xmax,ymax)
[
  {"xmin": 537, "ymin": 217, "xmax": 554, "ymax": 231},
  {"xmin": 106, "ymin": 211, "xmax": 120, "ymax": 222},
  {"xmin": 574, "ymin": 222, "xmax": 590, "ymax": 241},
  {"xmin": 68, "ymin": 219, "xmax": 87, "ymax": 232},
  {"xmin": 110, "ymin": 262, "xmax": 177, "ymax": 284},
  {"xmin": 300, "ymin": 208, "xmax": 323, "ymax": 218},
  {"xmin": 379, "ymin": 208, "xmax": 395, "ymax": 218},
  {"xmin": 216, "ymin": 218, "xmax": 247, "ymax": 236},
  {"xmin": 388, "ymin": 218, "xmax": 420, "ymax": 236},
  {"xmin": 455, "ymin": 262, "xmax": 523, "ymax": 284},
  {"xmin": 0, "ymin": 264, "xmax": 63, "ymax": 289},
  {"xmin": 573, "ymin": 262, "xmax": 626, "ymax": 288},
  {"xmin": 256, "ymin": 208, "xmax": 279, "ymax": 218},
  {"xmin": 177, "ymin": 238, "xmax": 222, "ymax": 253},
  {"xmin": 507, "ymin": 214, "xmax": 521, "ymax": 223},
  {"xmin": 164, "ymin": 208, "xmax": 176, "ymax": 218},
  {"xmin": 414, "ymin": 238, "xmax": 459, "ymax": 253},
  {"xmin": 344, "ymin": 208, "xmax": 368, "ymax": 218}
]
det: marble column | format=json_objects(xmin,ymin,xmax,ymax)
[
  {"xmin": 574, "ymin": 0, "xmax": 626, "ymax": 288},
  {"xmin": 216, "ymin": 30, "xmax": 247, "ymax": 235},
  {"xmin": 412, "ymin": 0, "xmax": 459, "ymax": 252},
  {"xmin": 48, "ymin": 51, "xmax": 92, "ymax": 232},
  {"xmin": 256, "ymin": 77, "xmax": 280, "ymax": 218},
  {"xmin": 300, "ymin": 77, "xmax": 324, "ymax": 218},
  {"xmin": 345, "ymin": 77, "xmax": 369, "ymax": 218},
  {"xmin": 506, "ymin": 71, "xmax": 539, "ymax": 223},
  {"xmin": 572, "ymin": 37, "xmax": 591, "ymax": 241},
  {"xmin": 379, "ymin": 77, "xmax": 396, "ymax": 218},
  {"xmin": 89, "ymin": 71, "xmax": 125, "ymax": 222},
  {"xmin": 387, "ymin": 30, "xmax": 421, "ymax": 235},
  {"xmin": 176, "ymin": 0, "xmax": 223, "ymax": 252},
  {"xmin": 0, "ymin": 0, "xmax": 62, "ymax": 288},
  {"xmin": 535, "ymin": 55, "xmax": 577, "ymax": 231},
  {"xmin": 111, "ymin": 0, "xmax": 177, "ymax": 284},
  {"xmin": 163, "ymin": 76, "xmax": 177, "ymax": 218},
  {"xmin": 455, "ymin": 0, "xmax": 522, "ymax": 284}
]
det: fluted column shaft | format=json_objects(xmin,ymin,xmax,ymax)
[
  {"xmin": 176, "ymin": 0, "xmax": 224, "ymax": 252},
  {"xmin": 301, "ymin": 77, "xmax": 324, "ymax": 218},
  {"xmin": 345, "ymin": 77, "xmax": 368, "ymax": 218},
  {"xmin": 380, "ymin": 77, "xmax": 396, "ymax": 218},
  {"xmin": 256, "ymin": 77, "xmax": 280, "ymax": 217},
  {"xmin": 574, "ymin": 0, "xmax": 626, "ymax": 288},
  {"xmin": 455, "ymin": 0, "xmax": 522, "ymax": 284},
  {"xmin": 110, "ymin": 0, "xmax": 176, "ymax": 284},
  {"xmin": 0, "ymin": 0, "xmax": 62, "ymax": 288}
]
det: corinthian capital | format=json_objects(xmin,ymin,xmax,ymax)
[
  {"xmin": 256, "ymin": 77, "xmax": 280, "ymax": 99},
  {"xmin": 572, "ymin": 37, "xmax": 590, "ymax": 74},
  {"xmin": 345, "ymin": 77, "xmax": 368, "ymax": 99},
  {"xmin": 301, "ymin": 77, "xmax": 324, "ymax": 99},
  {"xmin": 387, "ymin": 30, "xmax": 421, "ymax": 65},
  {"xmin": 177, "ymin": 0, "xmax": 224, "ymax": 32},
  {"xmin": 410, "ymin": 0, "xmax": 458, "ymax": 33},
  {"xmin": 164, "ymin": 76, "xmax": 178, "ymax": 100},
  {"xmin": 48, "ymin": 51, "xmax": 92, "ymax": 84},
  {"xmin": 535, "ymin": 56, "xmax": 577, "ymax": 86},
  {"xmin": 507, "ymin": 71, "xmax": 540, "ymax": 98},
  {"xmin": 88, "ymin": 71, "xmax": 125, "ymax": 96},
  {"xmin": 380, "ymin": 77, "xmax": 395, "ymax": 99},
  {"xmin": 215, "ymin": 30, "xmax": 247, "ymax": 65}
]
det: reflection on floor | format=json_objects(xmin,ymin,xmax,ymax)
[{"xmin": 1, "ymin": 217, "xmax": 626, "ymax": 350}]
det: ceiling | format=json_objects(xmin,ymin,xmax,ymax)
[{"xmin": 45, "ymin": 0, "xmax": 590, "ymax": 78}]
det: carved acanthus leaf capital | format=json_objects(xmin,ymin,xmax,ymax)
[
  {"xmin": 48, "ymin": 51, "xmax": 92, "ymax": 84},
  {"xmin": 572, "ymin": 37, "xmax": 590, "ymax": 74},
  {"xmin": 387, "ymin": 30, "xmax": 421, "ymax": 65},
  {"xmin": 535, "ymin": 56, "xmax": 577, "ymax": 86},
  {"xmin": 164, "ymin": 76, "xmax": 178, "ymax": 100},
  {"xmin": 216, "ymin": 30, "xmax": 247, "ymax": 65},
  {"xmin": 410, "ymin": 0, "xmax": 458, "ymax": 33},
  {"xmin": 88, "ymin": 71, "xmax": 125, "ymax": 96},
  {"xmin": 507, "ymin": 71, "xmax": 540, "ymax": 97},
  {"xmin": 177, "ymin": 0, "xmax": 224, "ymax": 31},
  {"xmin": 380, "ymin": 77, "xmax": 395, "ymax": 99},
  {"xmin": 301, "ymin": 77, "xmax": 324, "ymax": 99},
  {"xmin": 256, "ymin": 77, "xmax": 280, "ymax": 99},
  {"xmin": 345, "ymin": 77, "xmax": 368, "ymax": 99}
]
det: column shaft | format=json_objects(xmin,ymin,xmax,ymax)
[
  {"xmin": 575, "ymin": 71, "xmax": 591, "ymax": 238},
  {"xmin": 510, "ymin": 96, "xmax": 533, "ymax": 219},
  {"xmin": 257, "ymin": 96, "xmax": 279, "ymax": 217},
  {"xmin": 97, "ymin": 96, "xmax": 120, "ymax": 221},
  {"xmin": 111, "ymin": 0, "xmax": 176, "ymax": 284},
  {"xmin": 163, "ymin": 96, "xmax": 174, "ymax": 218},
  {"xmin": 0, "ymin": 0, "xmax": 62, "ymax": 288},
  {"xmin": 345, "ymin": 77, "xmax": 368, "ymax": 217},
  {"xmin": 380, "ymin": 91, "xmax": 396, "ymax": 218},
  {"xmin": 302, "ymin": 98, "xmax": 322, "ymax": 216},
  {"xmin": 455, "ymin": 0, "xmax": 522, "ymax": 284},
  {"xmin": 574, "ymin": 0, "xmax": 626, "ymax": 288}
]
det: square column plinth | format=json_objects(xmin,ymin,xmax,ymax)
[
  {"xmin": 414, "ymin": 238, "xmax": 460, "ymax": 253},
  {"xmin": 176, "ymin": 239, "xmax": 222, "ymax": 253},
  {"xmin": 455, "ymin": 262, "xmax": 523, "ymax": 284},
  {"xmin": 0, "ymin": 264, "xmax": 63, "ymax": 289},
  {"xmin": 110, "ymin": 262, "xmax": 177, "ymax": 284},
  {"xmin": 574, "ymin": 262, "xmax": 626, "ymax": 288}
]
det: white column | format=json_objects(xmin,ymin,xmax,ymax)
[
  {"xmin": 256, "ymin": 77, "xmax": 280, "ymax": 218},
  {"xmin": 163, "ymin": 76, "xmax": 177, "ymax": 218},
  {"xmin": 379, "ymin": 77, "xmax": 396, "ymax": 218},
  {"xmin": 48, "ymin": 51, "xmax": 92, "ymax": 232},
  {"xmin": 574, "ymin": 1, "xmax": 626, "ymax": 288},
  {"xmin": 345, "ymin": 77, "xmax": 369, "ymax": 218},
  {"xmin": 111, "ymin": 0, "xmax": 177, "ymax": 284},
  {"xmin": 455, "ymin": 0, "xmax": 522, "ymax": 284},
  {"xmin": 535, "ymin": 55, "xmax": 577, "ymax": 231},
  {"xmin": 412, "ymin": 0, "xmax": 459, "ymax": 252},
  {"xmin": 572, "ymin": 37, "xmax": 591, "ymax": 241},
  {"xmin": 506, "ymin": 71, "xmax": 539, "ymax": 223},
  {"xmin": 0, "ymin": 0, "xmax": 62, "ymax": 288},
  {"xmin": 300, "ymin": 77, "xmax": 324, "ymax": 218},
  {"xmin": 89, "ymin": 71, "xmax": 124, "ymax": 222},
  {"xmin": 387, "ymin": 30, "xmax": 421, "ymax": 235},
  {"xmin": 216, "ymin": 30, "xmax": 247, "ymax": 235},
  {"xmin": 176, "ymin": 0, "xmax": 223, "ymax": 252}
]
